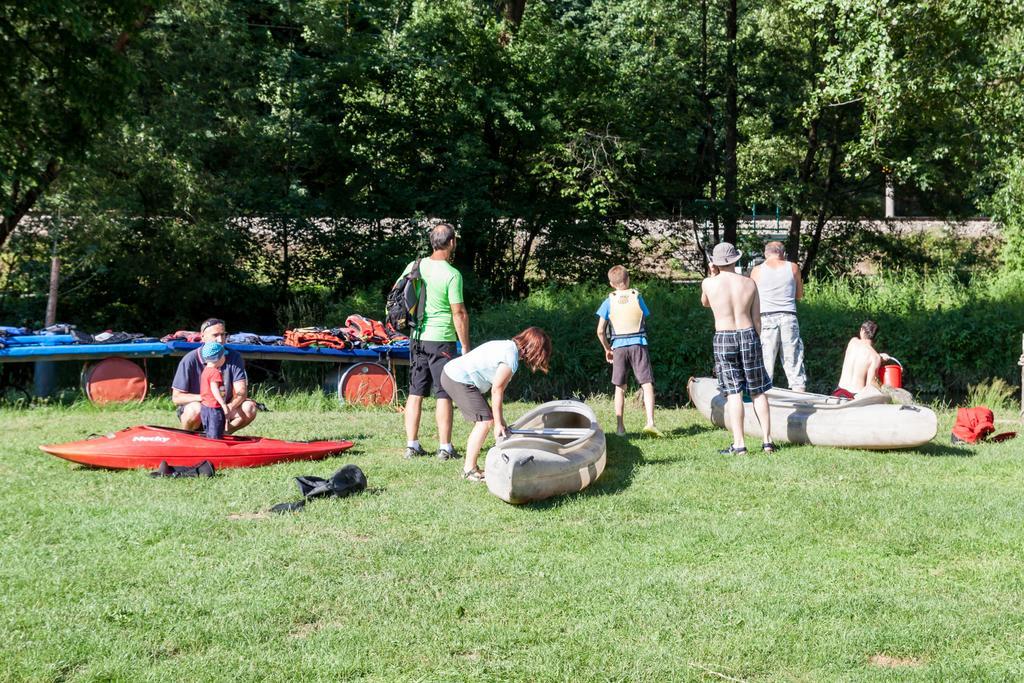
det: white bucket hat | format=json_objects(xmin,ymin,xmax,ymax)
[{"xmin": 710, "ymin": 242, "xmax": 742, "ymax": 266}]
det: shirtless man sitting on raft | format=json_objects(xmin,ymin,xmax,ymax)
[
  {"xmin": 834, "ymin": 320, "xmax": 890, "ymax": 399},
  {"xmin": 701, "ymin": 242, "xmax": 774, "ymax": 455}
]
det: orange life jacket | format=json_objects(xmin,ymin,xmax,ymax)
[
  {"xmin": 284, "ymin": 328, "xmax": 351, "ymax": 350},
  {"xmin": 345, "ymin": 315, "xmax": 389, "ymax": 345}
]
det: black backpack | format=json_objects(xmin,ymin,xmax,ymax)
[{"xmin": 385, "ymin": 259, "xmax": 427, "ymax": 334}]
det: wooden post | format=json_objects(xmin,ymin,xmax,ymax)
[
  {"xmin": 45, "ymin": 255, "xmax": 60, "ymax": 325},
  {"xmin": 885, "ymin": 174, "xmax": 896, "ymax": 218},
  {"xmin": 33, "ymin": 223, "xmax": 61, "ymax": 398}
]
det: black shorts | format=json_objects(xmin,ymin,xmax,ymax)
[
  {"xmin": 440, "ymin": 373, "xmax": 493, "ymax": 422},
  {"xmin": 409, "ymin": 340, "xmax": 457, "ymax": 399},
  {"xmin": 713, "ymin": 328, "xmax": 772, "ymax": 396},
  {"xmin": 611, "ymin": 345, "xmax": 654, "ymax": 387}
]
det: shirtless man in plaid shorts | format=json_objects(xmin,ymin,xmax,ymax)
[{"xmin": 701, "ymin": 242, "xmax": 775, "ymax": 455}]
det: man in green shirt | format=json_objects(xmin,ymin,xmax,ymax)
[{"xmin": 400, "ymin": 223, "xmax": 471, "ymax": 460}]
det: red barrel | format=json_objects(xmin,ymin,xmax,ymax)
[
  {"xmin": 82, "ymin": 357, "xmax": 148, "ymax": 405},
  {"xmin": 879, "ymin": 364, "xmax": 903, "ymax": 388},
  {"xmin": 325, "ymin": 362, "xmax": 397, "ymax": 406}
]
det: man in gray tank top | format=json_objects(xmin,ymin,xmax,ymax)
[{"xmin": 750, "ymin": 241, "xmax": 807, "ymax": 392}]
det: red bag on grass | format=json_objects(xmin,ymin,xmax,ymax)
[
  {"xmin": 952, "ymin": 407, "xmax": 994, "ymax": 444},
  {"xmin": 950, "ymin": 406, "xmax": 1015, "ymax": 444}
]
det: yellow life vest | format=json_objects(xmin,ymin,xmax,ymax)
[{"xmin": 607, "ymin": 289, "xmax": 646, "ymax": 339}]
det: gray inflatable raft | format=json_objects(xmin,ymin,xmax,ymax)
[
  {"xmin": 485, "ymin": 400, "xmax": 607, "ymax": 504},
  {"xmin": 687, "ymin": 376, "xmax": 937, "ymax": 450}
]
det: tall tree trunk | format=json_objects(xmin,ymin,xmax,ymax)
[
  {"xmin": 787, "ymin": 118, "xmax": 821, "ymax": 261},
  {"xmin": 710, "ymin": 150, "xmax": 721, "ymax": 244},
  {"xmin": 692, "ymin": 218, "xmax": 711, "ymax": 273},
  {"xmin": 499, "ymin": 0, "xmax": 527, "ymax": 26},
  {"xmin": 697, "ymin": 0, "xmax": 722, "ymax": 245},
  {"xmin": 0, "ymin": 158, "xmax": 62, "ymax": 248},
  {"xmin": 696, "ymin": 0, "xmax": 714, "ymax": 194},
  {"xmin": 44, "ymin": 205, "xmax": 62, "ymax": 323},
  {"xmin": 793, "ymin": 4, "xmax": 840, "ymax": 269},
  {"xmin": 281, "ymin": 218, "xmax": 290, "ymax": 299},
  {"xmin": 45, "ymin": 256, "xmax": 60, "ymax": 326},
  {"xmin": 802, "ymin": 134, "xmax": 840, "ymax": 280},
  {"xmin": 496, "ymin": 0, "xmax": 526, "ymax": 45},
  {"xmin": 722, "ymin": 0, "xmax": 738, "ymax": 244},
  {"xmin": 512, "ymin": 221, "xmax": 541, "ymax": 297},
  {"xmin": 786, "ymin": 213, "xmax": 802, "ymax": 261}
]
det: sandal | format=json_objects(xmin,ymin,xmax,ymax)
[
  {"xmin": 762, "ymin": 442, "xmax": 778, "ymax": 454},
  {"xmin": 461, "ymin": 468, "xmax": 485, "ymax": 482},
  {"xmin": 718, "ymin": 445, "xmax": 747, "ymax": 455}
]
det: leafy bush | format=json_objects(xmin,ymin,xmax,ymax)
[
  {"xmin": 966, "ymin": 378, "xmax": 1018, "ymax": 414},
  {"xmin": 995, "ymin": 156, "xmax": 1024, "ymax": 271},
  {"xmin": 414, "ymin": 271, "xmax": 1024, "ymax": 404},
  {"xmin": 7, "ymin": 261, "xmax": 1022, "ymax": 405}
]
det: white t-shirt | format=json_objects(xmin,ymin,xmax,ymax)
[{"xmin": 443, "ymin": 340, "xmax": 520, "ymax": 392}]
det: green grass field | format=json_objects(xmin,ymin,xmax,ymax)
[{"xmin": 3, "ymin": 396, "xmax": 1024, "ymax": 681}]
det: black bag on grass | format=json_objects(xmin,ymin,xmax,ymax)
[
  {"xmin": 149, "ymin": 460, "xmax": 215, "ymax": 478},
  {"xmin": 295, "ymin": 464, "xmax": 367, "ymax": 499},
  {"xmin": 270, "ymin": 464, "xmax": 367, "ymax": 513}
]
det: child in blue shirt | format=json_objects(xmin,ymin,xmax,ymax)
[{"xmin": 596, "ymin": 265, "xmax": 661, "ymax": 437}]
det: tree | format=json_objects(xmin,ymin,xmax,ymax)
[
  {"xmin": 738, "ymin": 0, "xmax": 1022, "ymax": 277},
  {"xmin": 5, "ymin": 0, "xmax": 1023, "ymax": 331},
  {"xmin": 722, "ymin": 0, "xmax": 738, "ymax": 244},
  {"xmin": 0, "ymin": 1, "xmax": 153, "ymax": 247}
]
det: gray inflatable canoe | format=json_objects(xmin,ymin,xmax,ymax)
[
  {"xmin": 485, "ymin": 400, "xmax": 607, "ymax": 504},
  {"xmin": 687, "ymin": 376, "xmax": 937, "ymax": 450}
]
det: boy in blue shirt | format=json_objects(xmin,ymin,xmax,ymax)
[{"xmin": 596, "ymin": 265, "xmax": 661, "ymax": 437}]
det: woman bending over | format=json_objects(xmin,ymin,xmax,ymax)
[{"xmin": 440, "ymin": 327, "xmax": 552, "ymax": 482}]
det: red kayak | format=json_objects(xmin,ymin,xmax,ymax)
[{"xmin": 40, "ymin": 425, "xmax": 354, "ymax": 470}]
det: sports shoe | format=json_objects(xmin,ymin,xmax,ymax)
[
  {"xmin": 436, "ymin": 446, "xmax": 461, "ymax": 461},
  {"xmin": 403, "ymin": 444, "xmax": 428, "ymax": 459}
]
